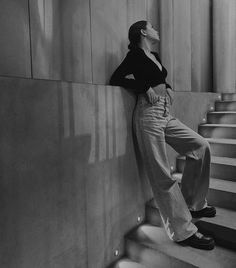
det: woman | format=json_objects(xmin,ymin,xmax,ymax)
[{"xmin": 110, "ymin": 21, "xmax": 216, "ymax": 250}]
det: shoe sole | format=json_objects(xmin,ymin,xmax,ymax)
[
  {"xmin": 191, "ymin": 213, "xmax": 216, "ymax": 218},
  {"xmin": 190, "ymin": 210, "xmax": 216, "ymax": 218},
  {"xmin": 177, "ymin": 240, "xmax": 215, "ymax": 250}
]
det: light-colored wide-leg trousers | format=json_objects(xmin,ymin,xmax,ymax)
[{"xmin": 133, "ymin": 93, "xmax": 211, "ymax": 242}]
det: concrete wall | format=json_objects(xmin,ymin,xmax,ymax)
[
  {"xmin": 160, "ymin": 0, "xmax": 213, "ymax": 92},
  {"xmin": 0, "ymin": 77, "xmax": 220, "ymax": 268},
  {"xmin": 0, "ymin": 0, "xmax": 235, "ymax": 92},
  {"xmin": 160, "ymin": 0, "xmax": 236, "ymax": 93},
  {"xmin": 0, "ymin": 0, "xmax": 31, "ymax": 77},
  {"xmin": 213, "ymin": 0, "xmax": 236, "ymax": 92},
  {"xmin": 0, "ymin": 0, "xmax": 156, "ymax": 85}
]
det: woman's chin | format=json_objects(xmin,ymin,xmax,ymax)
[{"xmin": 152, "ymin": 38, "xmax": 159, "ymax": 44}]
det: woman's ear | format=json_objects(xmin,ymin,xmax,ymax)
[{"xmin": 140, "ymin": 29, "xmax": 147, "ymax": 37}]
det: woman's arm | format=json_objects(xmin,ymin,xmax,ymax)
[{"xmin": 110, "ymin": 52, "xmax": 150, "ymax": 93}]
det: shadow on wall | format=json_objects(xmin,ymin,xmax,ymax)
[{"xmin": 55, "ymin": 81, "xmax": 150, "ymax": 267}]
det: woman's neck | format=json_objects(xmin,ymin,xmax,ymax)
[{"xmin": 139, "ymin": 39, "xmax": 152, "ymax": 54}]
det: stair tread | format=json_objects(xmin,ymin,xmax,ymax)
[
  {"xmin": 211, "ymin": 156, "xmax": 236, "ymax": 165},
  {"xmin": 206, "ymin": 138, "xmax": 236, "ymax": 145},
  {"xmin": 216, "ymin": 100, "xmax": 236, "ymax": 103},
  {"xmin": 128, "ymin": 225, "xmax": 236, "ymax": 268},
  {"xmin": 113, "ymin": 259, "xmax": 147, "ymax": 268},
  {"xmin": 200, "ymin": 124, "xmax": 236, "ymax": 127},
  {"xmin": 196, "ymin": 207, "xmax": 236, "ymax": 230},
  {"xmin": 172, "ymin": 173, "xmax": 236, "ymax": 193},
  {"xmin": 178, "ymin": 155, "xmax": 236, "ymax": 166}
]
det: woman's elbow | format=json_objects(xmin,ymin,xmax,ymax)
[{"xmin": 109, "ymin": 75, "xmax": 118, "ymax": 86}]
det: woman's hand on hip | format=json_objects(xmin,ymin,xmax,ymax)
[{"xmin": 146, "ymin": 87, "xmax": 159, "ymax": 104}]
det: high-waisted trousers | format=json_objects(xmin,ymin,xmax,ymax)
[{"xmin": 133, "ymin": 91, "xmax": 211, "ymax": 242}]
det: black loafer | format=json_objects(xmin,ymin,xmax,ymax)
[
  {"xmin": 190, "ymin": 206, "xmax": 216, "ymax": 218},
  {"xmin": 178, "ymin": 231, "xmax": 215, "ymax": 250}
]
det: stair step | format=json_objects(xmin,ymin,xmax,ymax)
[
  {"xmin": 222, "ymin": 93, "xmax": 236, "ymax": 101},
  {"xmin": 126, "ymin": 225, "xmax": 236, "ymax": 268},
  {"xmin": 199, "ymin": 124, "xmax": 236, "ymax": 139},
  {"xmin": 215, "ymin": 101, "xmax": 236, "ymax": 111},
  {"xmin": 146, "ymin": 200, "xmax": 236, "ymax": 250},
  {"xmin": 111, "ymin": 259, "xmax": 147, "ymax": 268},
  {"xmin": 126, "ymin": 227, "xmax": 197, "ymax": 268},
  {"xmin": 207, "ymin": 111, "xmax": 236, "ymax": 124},
  {"xmin": 207, "ymin": 138, "xmax": 236, "ymax": 145},
  {"xmin": 177, "ymin": 156, "xmax": 236, "ymax": 181},
  {"xmin": 206, "ymin": 138, "xmax": 236, "ymax": 158},
  {"xmin": 173, "ymin": 173, "xmax": 236, "ymax": 210},
  {"xmin": 195, "ymin": 207, "xmax": 236, "ymax": 250}
]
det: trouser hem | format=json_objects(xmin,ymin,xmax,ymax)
[{"xmin": 175, "ymin": 228, "xmax": 198, "ymax": 242}]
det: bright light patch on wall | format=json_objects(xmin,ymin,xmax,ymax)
[
  {"xmin": 137, "ymin": 216, "xmax": 142, "ymax": 223},
  {"xmin": 114, "ymin": 250, "xmax": 119, "ymax": 256},
  {"xmin": 202, "ymin": 118, "xmax": 206, "ymax": 123},
  {"xmin": 37, "ymin": 0, "xmax": 53, "ymax": 41}
]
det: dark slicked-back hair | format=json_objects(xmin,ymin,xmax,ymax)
[{"xmin": 128, "ymin": 20, "xmax": 147, "ymax": 50}]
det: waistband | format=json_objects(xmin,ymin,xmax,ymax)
[
  {"xmin": 151, "ymin": 84, "xmax": 167, "ymax": 97},
  {"xmin": 138, "ymin": 84, "xmax": 168, "ymax": 99}
]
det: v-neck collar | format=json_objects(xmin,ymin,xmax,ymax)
[{"xmin": 138, "ymin": 48, "xmax": 163, "ymax": 71}]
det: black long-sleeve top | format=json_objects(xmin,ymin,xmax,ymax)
[{"xmin": 110, "ymin": 47, "xmax": 172, "ymax": 94}]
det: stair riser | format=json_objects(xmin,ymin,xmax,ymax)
[
  {"xmin": 207, "ymin": 113, "xmax": 236, "ymax": 124},
  {"xmin": 145, "ymin": 205, "xmax": 163, "ymax": 227},
  {"xmin": 195, "ymin": 221, "xmax": 236, "ymax": 251},
  {"xmin": 125, "ymin": 239, "xmax": 196, "ymax": 268},
  {"xmin": 207, "ymin": 188, "xmax": 236, "ymax": 210},
  {"xmin": 215, "ymin": 102, "xmax": 236, "ymax": 111},
  {"xmin": 209, "ymin": 142, "xmax": 236, "ymax": 158},
  {"xmin": 222, "ymin": 94, "xmax": 236, "ymax": 101},
  {"xmin": 199, "ymin": 126, "xmax": 236, "ymax": 139},
  {"xmin": 177, "ymin": 158, "xmax": 236, "ymax": 182}
]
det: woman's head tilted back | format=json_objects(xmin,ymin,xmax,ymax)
[{"xmin": 128, "ymin": 20, "xmax": 147, "ymax": 50}]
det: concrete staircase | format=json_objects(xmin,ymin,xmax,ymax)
[{"xmin": 111, "ymin": 93, "xmax": 236, "ymax": 268}]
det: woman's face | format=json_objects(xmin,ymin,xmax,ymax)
[{"xmin": 143, "ymin": 22, "xmax": 160, "ymax": 42}]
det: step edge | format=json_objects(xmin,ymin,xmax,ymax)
[
  {"xmin": 172, "ymin": 173, "xmax": 236, "ymax": 193},
  {"xmin": 199, "ymin": 124, "xmax": 236, "ymax": 127},
  {"xmin": 177, "ymin": 155, "xmax": 236, "ymax": 166},
  {"xmin": 206, "ymin": 138, "xmax": 236, "ymax": 144}
]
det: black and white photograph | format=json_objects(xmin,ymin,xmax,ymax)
[{"xmin": 0, "ymin": 1, "xmax": 236, "ymax": 267}]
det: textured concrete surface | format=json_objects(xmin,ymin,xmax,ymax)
[
  {"xmin": 160, "ymin": 0, "xmax": 213, "ymax": 92},
  {"xmin": 30, "ymin": 0, "xmax": 92, "ymax": 83},
  {"xmin": 0, "ymin": 0, "xmax": 31, "ymax": 77},
  {"xmin": 213, "ymin": 0, "xmax": 236, "ymax": 92}
]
